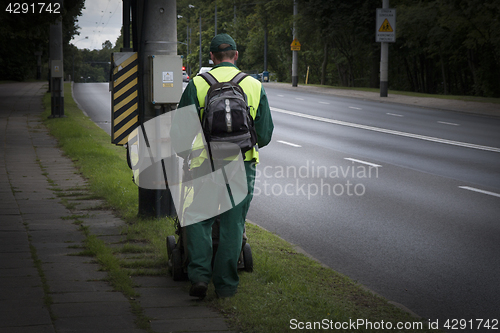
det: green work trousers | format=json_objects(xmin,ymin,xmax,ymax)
[{"xmin": 185, "ymin": 161, "xmax": 255, "ymax": 297}]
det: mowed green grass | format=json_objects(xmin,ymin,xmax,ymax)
[
  {"xmin": 42, "ymin": 85, "xmax": 138, "ymax": 219},
  {"xmin": 40, "ymin": 83, "xmax": 441, "ymax": 332}
]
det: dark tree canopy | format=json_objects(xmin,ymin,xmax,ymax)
[
  {"xmin": 0, "ymin": 0, "xmax": 85, "ymax": 81},
  {"xmin": 2, "ymin": 0, "xmax": 498, "ymax": 97},
  {"xmin": 175, "ymin": 0, "xmax": 499, "ymax": 97}
]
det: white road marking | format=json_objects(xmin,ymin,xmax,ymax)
[
  {"xmin": 270, "ymin": 107, "xmax": 500, "ymax": 153},
  {"xmin": 277, "ymin": 140, "xmax": 302, "ymax": 148},
  {"xmin": 319, "ymin": 101, "xmax": 330, "ymax": 105},
  {"xmin": 459, "ymin": 186, "xmax": 500, "ymax": 198},
  {"xmin": 344, "ymin": 158, "xmax": 382, "ymax": 168},
  {"xmin": 438, "ymin": 121, "xmax": 459, "ymax": 126},
  {"xmin": 349, "ymin": 106, "xmax": 362, "ymax": 110},
  {"xmin": 296, "ymin": 98, "xmax": 304, "ymax": 100},
  {"xmin": 277, "ymin": 94, "xmax": 284, "ymax": 97},
  {"xmin": 387, "ymin": 113, "xmax": 403, "ymax": 117}
]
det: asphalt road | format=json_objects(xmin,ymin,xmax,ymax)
[
  {"xmin": 73, "ymin": 82, "xmax": 112, "ymax": 135},
  {"xmin": 250, "ymin": 85, "xmax": 500, "ymax": 327},
  {"xmin": 73, "ymin": 82, "xmax": 500, "ymax": 328}
]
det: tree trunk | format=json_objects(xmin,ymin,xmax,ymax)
[
  {"xmin": 467, "ymin": 49, "xmax": 479, "ymax": 95},
  {"xmin": 370, "ymin": 44, "xmax": 379, "ymax": 88},
  {"xmin": 419, "ymin": 55, "xmax": 426, "ymax": 93},
  {"xmin": 440, "ymin": 49, "xmax": 447, "ymax": 95},
  {"xmin": 321, "ymin": 43, "xmax": 328, "ymax": 85}
]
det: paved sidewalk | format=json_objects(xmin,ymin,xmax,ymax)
[{"xmin": 0, "ymin": 82, "xmax": 234, "ymax": 333}]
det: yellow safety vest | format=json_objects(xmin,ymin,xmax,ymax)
[{"xmin": 190, "ymin": 67, "xmax": 261, "ymax": 168}]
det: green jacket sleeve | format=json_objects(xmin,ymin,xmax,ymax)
[
  {"xmin": 254, "ymin": 86, "xmax": 274, "ymax": 148},
  {"xmin": 178, "ymin": 80, "xmax": 200, "ymax": 110}
]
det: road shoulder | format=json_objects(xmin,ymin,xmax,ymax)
[{"xmin": 264, "ymin": 82, "xmax": 500, "ymax": 118}]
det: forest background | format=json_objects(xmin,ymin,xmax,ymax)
[{"xmin": 1, "ymin": 0, "xmax": 499, "ymax": 97}]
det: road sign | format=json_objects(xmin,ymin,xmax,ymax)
[
  {"xmin": 379, "ymin": 19, "xmax": 393, "ymax": 32},
  {"xmin": 291, "ymin": 38, "xmax": 301, "ymax": 51},
  {"xmin": 376, "ymin": 8, "xmax": 396, "ymax": 43}
]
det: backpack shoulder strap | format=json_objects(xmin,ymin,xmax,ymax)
[
  {"xmin": 230, "ymin": 72, "xmax": 248, "ymax": 85},
  {"xmin": 199, "ymin": 72, "xmax": 218, "ymax": 86}
]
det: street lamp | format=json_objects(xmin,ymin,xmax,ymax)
[
  {"xmin": 178, "ymin": 15, "xmax": 191, "ymax": 76},
  {"xmin": 188, "ymin": 4, "xmax": 201, "ymax": 73}
]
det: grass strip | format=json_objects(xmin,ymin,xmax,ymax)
[
  {"xmin": 82, "ymin": 232, "xmax": 137, "ymax": 297},
  {"xmin": 40, "ymin": 83, "xmax": 441, "ymax": 332}
]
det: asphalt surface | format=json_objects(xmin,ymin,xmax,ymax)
[
  {"xmin": 72, "ymin": 82, "xmax": 112, "ymax": 135},
  {"xmin": 249, "ymin": 83, "xmax": 500, "ymax": 327},
  {"xmin": 0, "ymin": 82, "xmax": 234, "ymax": 333}
]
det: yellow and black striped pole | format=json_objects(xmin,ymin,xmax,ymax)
[{"xmin": 111, "ymin": 52, "xmax": 139, "ymax": 146}]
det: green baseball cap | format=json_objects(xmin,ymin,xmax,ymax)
[{"xmin": 210, "ymin": 33, "xmax": 237, "ymax": 53}]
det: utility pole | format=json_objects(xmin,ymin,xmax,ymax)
[
  {"xmin": 188, "ymin": 26, "xmax": 192, "ymax": 76},
  {"xmin": 264, "ymin": 24, "xmax": 268, "ymax": 72},
  {"xmin": 122, "ymin": 0, "xmax": 132, "ymax": 51},
  {"xmin": 380, "ymin": 0, "xmax": 390, "ymax": 97},
  {"xmin": 199, "ymin": 13, "xmax": 202, "ymax": 71},
  {"xmin": 291, "ymin": 0, "xmax": 298, "ymax": 87},
  {"xmin": 35, "ymin": 50, "xmax": 42, "ymax": 80},
  {"xmin": 49, "ymin": 8, "xmax": 64, "ymax": 118},
  {"xmin": 136, "ymin": 0, "xmax": 179, "ymax": 218}
]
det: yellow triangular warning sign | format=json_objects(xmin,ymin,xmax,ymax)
[
  {"xmin": 379, "ymin": 18, "xmax": 393, "ymax": 32},
  {"xmin": 291, "ymin": 38, "xmax": 301, "ymax": 51}
]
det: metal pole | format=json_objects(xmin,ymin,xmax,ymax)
[
  {"xmin": 291, "ymin": 0, "xmax": 298, "ymax": 87},
  {"xmin": 189, "ymin": 27, "xmax": 192, "ymax": 76},
  {"xmin": 380, "ymin": 0, "xmax": 389, "ymax": 97},
  {"xmin": 199, "ymin": 13, "xmax": 202, "ymax": 71},
  {"xmin": 137, "ymin": 0, "xmax": 178, "ymax": 218},
  {"xmin": 264, "ymin": 20, "xmax": 268, "ymax": 72},
  {"xmin": 49, "ymin": 15, "xmax": 64, "ymax": 117},
  {"xmin": 215, "ymin": 1, "xmax": 217, "ymax": 36},
  {"xmin": 122, "ymin": 0, "xmax": 132, "ymax": 51}
]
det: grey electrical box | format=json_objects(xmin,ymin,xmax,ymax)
[
  {"xmin": 51, "ymin": 60, "xmax": 63, "ymax": 78},
  {"xmin": 149, "ymin": 55, "xmax": 182, "ymax": 104}
]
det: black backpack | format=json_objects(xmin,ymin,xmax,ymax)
[{"xmin": 199, "ymin": 71, "xmax": 257, "ymax": 154}]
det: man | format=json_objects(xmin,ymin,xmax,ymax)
[{"xmin": 177, "ymin": 33, "xmax": 273, "ymax": 298}]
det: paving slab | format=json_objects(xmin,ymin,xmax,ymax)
[
  {"xmin": 0, "ymin": 324, "xmax": 56, "ymax": 333},
  {"xmin": 53, "ymin": 315, "xmax": 139, "ymax": 332},
  {"xmin": 51, "ymin": 301, "xmax": 134, "ymax": 318},
  {"xmin": 0, "ymin": 266, "xmax": 39, "ymax": 278},
  {"xmin": 43, "ymin": 262, "xmax": 106, "ymax": 282},
  {"xmin": 0, "ymin": 305, "xmax": 53, "ymax": 327},
  {"xmin": 51, "ymin": 291, "xmax": 129, "ymax": 304},
  {"xmin": 151, "ymin": 317, "xmax": 233, "ymax": 333},
  {"xmin": 0, "ymin": 285, "xmax": 45, "ymax": 301}
]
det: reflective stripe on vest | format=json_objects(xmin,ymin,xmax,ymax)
[{"xmin": 192, "ymin": 67, "xmax": 261, "ymax": 164}]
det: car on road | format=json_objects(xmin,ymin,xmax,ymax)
[
  {"xmin": 197, "ymin": 67, "xmax": 212, "ymax": 76},
  {"xmin": 182, "ymin": 71, "xmax": 189, "ymax": 82}
]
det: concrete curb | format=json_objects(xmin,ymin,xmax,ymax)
[{"xmin": 263, "ymin": 81, "xmax": 500, "ymax": 118}]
